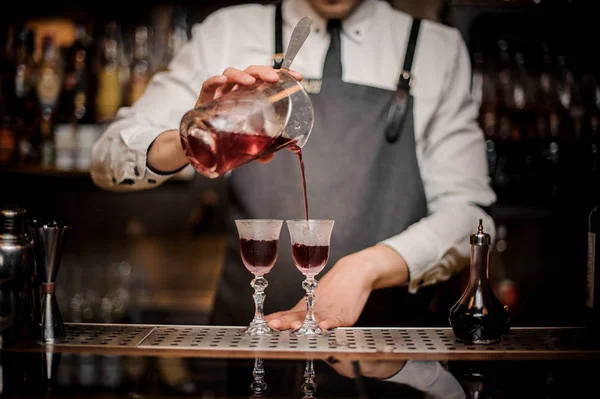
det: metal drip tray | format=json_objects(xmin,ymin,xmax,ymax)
[
  {"xmin": 57, "ymin": 324, "xmax": 154, "ymax": 348},
  {"xmin": 137, "ymin": 326, "xmax": 594, "ymax": 355},
  {"xmin": 36, "ymin": 324, "xmax": 599, "ymax": 360}
]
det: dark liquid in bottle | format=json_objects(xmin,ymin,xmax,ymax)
[
  {"xmin": 449, "ymin": 302, "xmax": 510, "ymax": 344},
  {"xmin": 240, "ymin": 238, "xmax": 279, "ymax": 275},
  {"xmin": 292, "ymin": 244, "xmax": 329, "ymax": 274},
  {"xmin": 183, "ymin": 131, "xmax": 309, "ymax": 220}
]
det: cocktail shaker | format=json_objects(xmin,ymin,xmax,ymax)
[{"xmin": 0, "ymin": 207, "xmax": 36, "ymax": 348}]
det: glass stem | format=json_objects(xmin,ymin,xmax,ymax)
[
  {"xmin": 251, "ymin": 358, "xmax": 267, "ymax": 395},
  {"xmin": 302, "ymin": 276, "xmax": 318, "ymax": 325},
  {"xmin": 301, "ymin": 359, "xmax": 317, "ymax": 397},
  {"xmin": 251, "ymin": 275, "xmax": 268, "ymax": 324}
]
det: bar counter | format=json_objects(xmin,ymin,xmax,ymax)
[{"xmin": 2, "ymin": 323, "xmax": 600, "ymax": 397}]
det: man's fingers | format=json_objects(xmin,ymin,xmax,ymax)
[
  {"xmin": 264, "ymin": 310, "xmax": 286, "ymax": 322},
  {"xmin": 198, "ymin": 66, "xmax": 304, "ymax": 106},
  {"xmin": 245, "ymin": 66, "xmax": 304, "ymax": 82},
  {"xmin": 215, "ymin": 82, "xmax": 238, "ymax": 98},
  {"xmin": 223, "ymin": 67, "xmax": 256, "ymax": 85},
  {"xmin": 201, "ymin": 75, "xmax": 228, "ymax": 93},
  {"xmin": 244, "ymin": 66, "xmax": 280, "ymax": 83},
  {"xmin": 197, "ymin": 75, "xmax": 228, "ymax": 105},
  {"xmin": 267, "ymin": 311, "xmax": 305, "ymax": 330},
  {"xmin": 319, "ymin": 315, "xmax": 345, "ymax": 331},
  {"xmin": 282, "ymin": 69, "xmax": 304, "ymax": 81}
]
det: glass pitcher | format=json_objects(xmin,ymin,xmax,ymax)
[{"xmin": 179, "ymin": 69, "xmax": 314, "ymax": 178}]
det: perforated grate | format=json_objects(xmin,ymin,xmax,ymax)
[
  {"xmin": 58, "ymin": 324, "xmax": 154, "ymax": 347},
  {"xmin": 47, "ymin": 324, "xmax": 599, "ymax": 359},
  {"xmin": 136, "ymin": 326, "xmax": 595, "ymax": 355}
]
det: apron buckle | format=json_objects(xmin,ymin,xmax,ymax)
[
  {"xmin": 396, "ymin": 70, "xmax": 414, "ymax": 91},
  {"xmin": 271, "ymin": 53, "xmax": 284, "ymax": 69}
]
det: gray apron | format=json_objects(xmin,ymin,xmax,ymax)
[{"xmin": 211, "ymin": 7, "xmax": 433, "ymax": 327}]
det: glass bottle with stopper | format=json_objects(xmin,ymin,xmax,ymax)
[{"xmin": 449, "ymin": 219, "xmax": 510, "ymax": 344}]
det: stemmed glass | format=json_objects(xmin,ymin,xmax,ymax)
[
  {"xmin": 301, "ymin": 359, "xmax": 317, "ymax": 399},
  {"xmin": 250, "ymin": 358, "xmax": 267, "ymax": 398},
  {"xmin": 286, "ymin": 219, "xmax": 334, "ymax": 337},
  {"xmin": 235, "ymin": 219, "xmax": 283, "ymax": 336}
]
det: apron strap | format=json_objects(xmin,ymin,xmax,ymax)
[
  {"xmin": 385, "ymin": 17, "xmax": 422, "ymax": 143},
  {"xmin": 273, "ymin": 2, "xmax": 284, "ymax": 69},
  {"xmin": 398, "ymin": 18, "xmax": 421, "ymax": 91}
]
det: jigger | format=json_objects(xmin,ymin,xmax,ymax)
[{"xmin": 28, "ymin": 219, "xmax": 70, "ymax": 344}]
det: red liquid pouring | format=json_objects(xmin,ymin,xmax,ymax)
[
  {"xmin": 287, "ymin": 143, "xmax": 308, "ymax": 221},
  {"xmin": 292, "ymin": 243, "xmax": 329, "ymax": 275},
  {"xmin": 182, "ymin": 130, "xmax": 309, "ymax": 220},
  {"xmin": 240, "ymin": 238, "xmax": 279, "ymax": 275}
]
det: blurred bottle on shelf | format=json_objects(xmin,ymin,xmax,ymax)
[
  {"xmin": 490, "ymin": 39, "xmax": 520, "ymax": 203},
  {"xmin": 36, "ymin": 34, "xmax": 63, "ymax": 168},
  {"xmin": 58, "ymin": 23, "xmax": 96, "ymax": 125},
  {"xmin": 472, "ymin": 39, "xmax": 499, "ymax": 185},
  {"xmin": 95, "ymin": 21, "xmax": 124, "ymax": 123},
  {"xmin": 167, "ymin": 6, "xmax": 189, "ymax": 64},
  {"xmin": 129, "ymin": 26, "xmax": 153, "ymax": 105},
  {"xmin": 0, "ymin": 7, "xmax": 193, "ymax": 170},
  {"xmin": 11, "ymin": 27, "xmax": 39, "ymax": 165},
  {"xmin": 472, "ymin": 30, "xmax": 598, "ymax": 208},
  {"xmin": 153, "ymin": 5, "xmax": 189, "ymax": 73},
  {"xmin": 0, "ymin": 108, "xmax": 17, "ymax": 165},
  {"xmin": 0, "ymin": 29, "xmax": 17, "ymax": 165},
  {"xmin": 55, "ymin": 23, "xmax": 97, "ymax": 170}
]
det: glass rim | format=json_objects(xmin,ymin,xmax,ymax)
[
  {"xmin": 235, "ymin": 219, "xmax": 284, "ymax": 223},
  {"xmin": 286, "ymin": 219, "xmax": 335, "ymax": 224}
]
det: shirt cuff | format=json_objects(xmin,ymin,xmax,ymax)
[
  {"xmin": 385, "ymin": 361, "xmax": 466, "ymax": 399},
  {"xmin": 378, "ymin": 222, "xmax": 453, "ymax": 294},
  {"xmin": 117, "ymin": 126, "xmax": 183, "ymax": 187}
]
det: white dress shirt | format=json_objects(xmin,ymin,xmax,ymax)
[
  {"xmin": 90, "ymin": 0, "xmax": 496, "ymax": 292},
  {"xmin": 387, "ymin": 361, "xmax": 466, "ymax": 399}
]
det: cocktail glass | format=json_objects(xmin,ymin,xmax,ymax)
[
  {"xmin": 235, "ymin": 219, "xmax": 283, "ymax": 336},
  {"xmin": 286, "ymin": 219, "xmax": 334, "ymax": 337}
]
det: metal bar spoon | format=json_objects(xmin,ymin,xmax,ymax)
[{"xmin": 281, "ymin": 16, "xmax": 313, "ymax": 70}]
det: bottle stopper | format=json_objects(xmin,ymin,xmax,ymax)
[{"xmin": 470, "ymin": 219, "xmax": 491, "ymax": 246}]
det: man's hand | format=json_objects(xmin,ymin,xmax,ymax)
[
  {"xmin": 196, "ymin": 65, "xmax": 303, "ymax": 105},
  {"xmin": 265, "ymin": 254, "xmax": 374, "ymax": 331},
  {"xmin": 265, "ymin": 244, "xmax": 409, "ymax": 331},
  {"xmin": 196, "ymin": 66, "xmax": 302, "ymax": 164}
]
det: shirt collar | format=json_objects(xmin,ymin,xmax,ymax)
[{"xmin": 282, "ymin": 0, "xmax": 377, "ymax": 43}]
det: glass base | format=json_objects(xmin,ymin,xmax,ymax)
[
  {"xmin": 290, "ymin": 321, "xmax": 329, "ymax": 337},
  {"xmin": 241, "ymin": 321, "xmax": 279, "ymax": 337}
]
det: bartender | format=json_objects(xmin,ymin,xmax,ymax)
[{"xmin": 90, "ymin": 0, "xmax": 496, "ymax": 329}]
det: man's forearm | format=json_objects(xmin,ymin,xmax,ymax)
[
  {"xmin": 147, "ymin": 129, "xmax": 190, "ymax": 173},
  {"xmin": 353, "ymin": 244, "xmax": 410, "ymax": 291}
]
